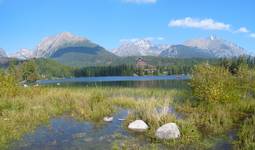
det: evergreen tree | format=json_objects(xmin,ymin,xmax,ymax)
[{"xmin": 21, "ymin": 60, "xmax": 39, "ymax": 82}]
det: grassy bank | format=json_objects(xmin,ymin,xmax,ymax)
[
  {"xmin": 1, "ymin": 85, "xmax": 253, "ymax": 149},
  {"xmin": 1, "ymin": 63, "xmax": 255, "ymax": 149},
  {"xmin": 0, "ymin": 86, "xmax": 179, "ymax": 149}
]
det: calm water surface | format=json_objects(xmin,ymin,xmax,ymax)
[
  {"xmin": 9, "ymin": 110, "xmax": 168, "ymax": 150},
  {"xmin": 9, "ymin": 76, "xmax": 189, "ymax": 150},
  {"xmin": 37, "ymin": 75, "xmax": 190, "ymax": 89}
]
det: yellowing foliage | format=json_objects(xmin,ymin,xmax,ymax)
[{"xmin": 190, "ymin": 64, "xmax": 239, "ymax": 103}]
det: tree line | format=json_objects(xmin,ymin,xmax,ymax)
[{"xmin": 3, "ymin": 56, "xmax": 255, "ymax": 83}]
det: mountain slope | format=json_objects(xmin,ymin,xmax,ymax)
[
  {"xmin": 159, "ymin": 45, "xmax": 214, "ymax": 58},
  {"xmin": 113, "ymin": 36, "xmax": 246, "ymax": 58},
  {"xmin": 52, "ymin": 46, "xmax": 117, "ymax": 67},
  {"xmin": 33, "ymin": 32, "xmax": 117, "ymax": 67},
  {"xmin": 10, "ymin": 48, "xmax": 34, "ymax": 60},
  {"xmin": 112, "ymin": 39, "xmax": 166, "ymax": 57},
  {"xmin": 0, "ymin": 48, "xmax": 7, "ymax": 57},
  {"xmin": 184, "ymin": 36, "xmax": 246, "ymax": 57}
]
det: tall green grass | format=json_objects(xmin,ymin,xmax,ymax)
[{"xmin": 0, "ymin": 86, "xmax": 181, "ymax": 149}]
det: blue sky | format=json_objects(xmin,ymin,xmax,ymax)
[{"xmin": 0, "ymin": 0, "xmax": 254, "ymax": 54}]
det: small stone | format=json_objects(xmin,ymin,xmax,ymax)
[
  {"xmin": 3, "ymin": 118, "xmax": 9, "ymax": 121},
  {"xmin": 72, "ymin": 132, "xmax": 87, "ymax": 139},
  {"xmin": 128, "ymin": 120, "xmax": 148, "ymax": 132},
  {"xmin": 103, "ymin": 116, "xmax": 114, "ymax": 122},
  {"xmin": 99, "ymin": 136, "xmax": 105, "ymax": 141},
  {"xmin": 84, "ymin": 137, "xmax": 93, "ymax": 142},
  {"xmin": 50, "ymin": 140, "xmax": 57, "ymax": 145},
  {"xmin": 155, "ymin": 123, "xmax": 180, "ymax": 140}
]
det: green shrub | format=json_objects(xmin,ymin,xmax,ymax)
[
  {"xmin": 236, "ymin": 65, "xmax": 255, "ymax": 98},
  {"xmin": 190, "ymin": 64, "xmax": 239, "ymax": 103},
  {"xmin": 72, "ymin": 92, "xmax": 114, "ymax": 122},
  {"xmin": 0, "ymin": 72, "xmax": 19, "ymax": 97},
  {"xmin": 234, "ymin": 115, "xmax": 255, "ymax": 150}
]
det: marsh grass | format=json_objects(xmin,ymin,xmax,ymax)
[
  {"xmin": 122, "ymin": 90, "xmax": 210, "ymax": 149},
  {"xmin": 0, "ymin": 81, "xmax": 254, "ymax": 149},
  {"xmin": 234, "ymin": 115, "xmax": 255, "ymax": 150},
  {"xmin": 0, "ymin": 86, "xmax": 180, "ymax": 149}
]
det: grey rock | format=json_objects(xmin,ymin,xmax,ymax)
[
  {"xmin": 155, "ymin": 123, "xmax": 180, "ymax": 140},
  {"xmin": 128, "ymin": 120, "xmax": 148, "ymax": 132}
]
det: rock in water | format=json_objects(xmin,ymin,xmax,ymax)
[
  {"xmin": 72, "ymin": 132, "xmax": 87, "ymax": 139},
  {"xmin": 155, "ymin": 123, "xmax": 180, "ymax": 139},
  {"xmin": 103, "ymin": 116, "xmax": 113, "ymax": 122},
  {"xmin": 128, "ymin": 120, "xmax": 148, "ymax": 132}
]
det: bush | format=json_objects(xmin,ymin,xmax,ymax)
[
  {"xmin": 190, "ymin": 64, "xmax": 240, "ymax": 103},
  {"xmin": 0, "ymin": 72, "xmax": 19, "ymax": 97},
  {"xmin": 235, "ymin": 65, "xmax": 255, "ymax": 98},
  {"xmin": 72, "ymin": 92, "xmax": 114, "ymax": 122},
  {"xmin": 235, "ymin": 115, "xmax": 255, "ymax": 150}
]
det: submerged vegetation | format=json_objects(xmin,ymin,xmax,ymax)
[{"xmin": 0, "ymin": 56, "xmax": 255, "ymax": 149}]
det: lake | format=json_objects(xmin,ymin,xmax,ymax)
[{"xmin": 37, "ymin": 75, "xmax": 190, "ymax": 89}]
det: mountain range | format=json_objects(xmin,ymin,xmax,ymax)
[
  {"xmin": 113, "ymin": 35, "xmax": 246, "ymax": 58},
  {"xmin": 184, "ymin": 36, "xmax": 245, "ymax": 58},
  {"xmin": 8, "ymin": 32, "xmax": 117, "ymax": 66},
  {"xmin": 1, "ymin": 32, "xmax": 248, "ymax": 67}
]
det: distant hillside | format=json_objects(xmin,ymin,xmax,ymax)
[
  {"xmin": 111, "ymin": 56, "xmax": 217, "ymax": 67},
  {"xmin": 184, "ymin": 36, "xmax": 246, "ymax": 58},
  {"xmin": 10, "ymin": 49, "xmax": 34, "ymax": 60},
  {"xmin": 51, "ymin": 46, "xmax": 117, "ymax": 67},
  {"xmin": 113, "ymin": 36, "xmax": 247, "ymax": 59},
  {"xmin": 35, "ymin": 58, "xmax": 74, "ymax": 78},
  {"xmin": 4, "ymin": 32, "xmax": 117, "ymax": 67},
  {"xmin": 7, "ymin": 33, "xmax": 248, "ymax": 67},
  {"xmin": 159, "ymin": 45, "xmax": 214, "ymax": 58},
  {"xmin": 32, "ymin": 32, "xmax": 117, "ymax": 67},
  {"xmin": 112, "ymin": 39, "xmax": 165, "ymax": 57},
  {"xmin": 0, "ymin": 57, "xmax": 15, "ymax": 68},
  {"xmin": 0, "ymin": 48, "xmax": 7, "ymax": 58}
]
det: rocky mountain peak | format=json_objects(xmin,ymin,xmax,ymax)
[
  {"xmin": 34, "ymin": 32, "xmax": 91, "ymax": 58},
  {"xmin": 10, "ymin": 48, "xmax": 34, "ymax": 60},
  {"xmin": 113, "ymin": 39, "xmax": 167, "ymax": 57},
  {"xmin": 0, "ymin": 48, "xmax": 7, "ymax": 57},
  {"xmin": 184, "ymin": 36, "xmax": 246, "ymax": 57}
]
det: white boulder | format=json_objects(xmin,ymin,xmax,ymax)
[
  {"xmin": 128, "ymin": 120, "xmax": 148, "ymax": 132},
  {"xmin": 103, "ymin": 116, "xmax": 113, "ymax": 122},
  {"xmin": 155, "ymin": 123, "xmax": 180, "ymax": 140}
]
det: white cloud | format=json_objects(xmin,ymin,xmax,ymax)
[
  {"xmin": 236, "ymin": 27, "xmax": 249, "ymax": 33},
  {"xmin": 123, "ymin": 0, "xmax": 157, "ymax": 4},
  {"xmin": 169, "ymin": 17, "xmax": 230, "ymax": 31},
  {"xmin": 250, "ymin": 33, "xmax": 255, "ymax": 38}
]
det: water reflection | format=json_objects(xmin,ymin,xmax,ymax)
[
  {"xmin": 62, "ymin": 80, "xmax": 189, "ymax": 89},
  {"xmin": 10, "ymin": 110, "xmax": 130, "ymax": 150},
  {"xmin": 37, "ymin": 75, "xmax": 190, "ymax": 89}
]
